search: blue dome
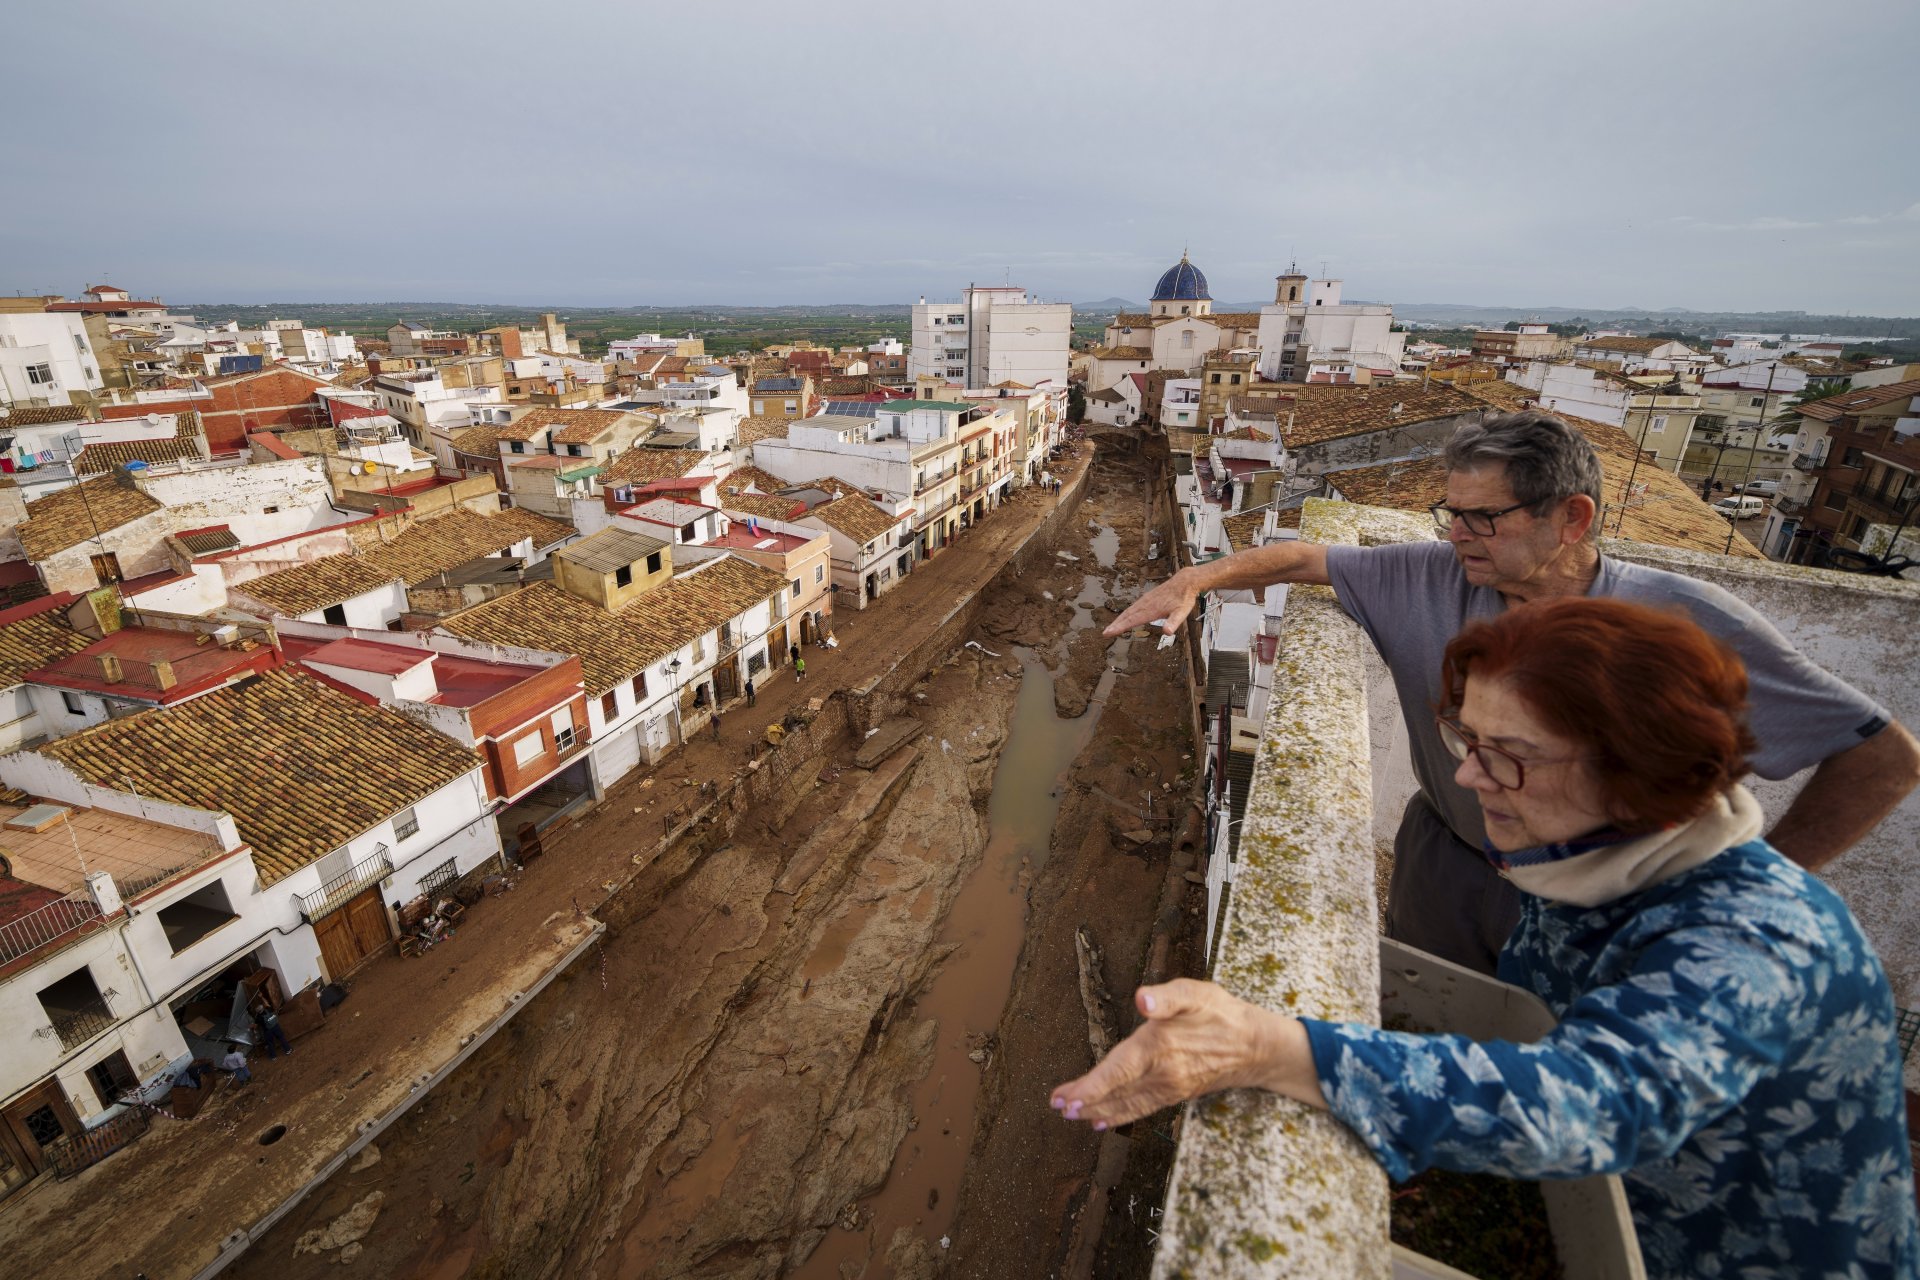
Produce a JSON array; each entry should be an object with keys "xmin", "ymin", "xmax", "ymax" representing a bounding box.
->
[{"xmin": 1151, "ymin": 255, "xmax": 1211, "ymax": 302}]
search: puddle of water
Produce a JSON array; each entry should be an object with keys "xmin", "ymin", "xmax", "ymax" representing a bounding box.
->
[
  {"xmin": 794, "ymin": 643, "xmax": 1126, "ymax": 1279},
  {"xmin": 802, "ymin": 899, "xmax": 879, "ymax": 983},
  {"xmin": 1090, "ymin": 521, "xmax": 1119, "ymax": 569}
]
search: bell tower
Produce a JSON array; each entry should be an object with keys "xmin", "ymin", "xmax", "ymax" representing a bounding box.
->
[{"xmin": 1274, "ymin": 262, "xmax": 1308, "ymax": 306}]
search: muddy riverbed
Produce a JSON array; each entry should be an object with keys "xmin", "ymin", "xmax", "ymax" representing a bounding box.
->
[{"xmin": 230, "ymin": 448, "xmax": 1200, "ymax": 1279}]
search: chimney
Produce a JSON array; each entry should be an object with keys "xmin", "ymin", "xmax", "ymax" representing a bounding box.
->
[
  {"xmin": 97, "ymin": 653, "xmax": 124, "ymax": 683},
  {"xmin": 86, "ymin": 870, "xmax": 123, "ymax": 916},
  {"xmin": 152, "ymin": 660, "xmax": 177, "ymax": 691}
]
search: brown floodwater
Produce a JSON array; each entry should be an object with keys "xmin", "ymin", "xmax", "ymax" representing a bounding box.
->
[{"xmin": 793, "ymin": 642, "xmax": 1124, "ymax": 1277}]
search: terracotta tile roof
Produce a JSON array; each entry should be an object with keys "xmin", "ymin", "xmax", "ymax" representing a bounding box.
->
[
  {"xmin": 495, "ymin": 407, "xmax": 584, "ymax": 443},
  {"xmin": 600, "ymin": 447, "xmax": 712, "ymax": 486},
  {"xmin": 1164, "ymin": 428, "xmax": 1210, "ymax": 454},
  {"xmin": 40, "ymin": 670, "xmax": 480, "ymax": 885},
  {"xmin": 0, "ymin": 404, "xmax": 88, "ymax": 426},
  {"xmin": 1111, "ymin": 314, "xmax": 1156, "ymax": 329},
  {"xmin": 176, "ymin": 526, "xmax": 240, "ymax": 555},
  {"xmin": 1090, "ymin": 346, "xmax": 1152, "ymax": 361},
  {"xmin": 1272, "ymin": 505, "xmax": 1304, "ymax": 530},
  {"xmin": 17, "ymin": 475, "xmax": 163, "ymax": 560},
  {"xmin": 237, "ymin": 508, "xmax": 577, "ymax": 613},
  {"xmin": 1221, "ymin": 512, "xmax": 1267, "ymax": 552},
  {"xmin": 1202, "ymin": 313, "xmax": 1265, "ymax": 329},
  {"xmin": 1577, "ymin": 336, "xmax": 1665, "ymax": 355},
  {"xmin": 720, "ymin": 491, "xmax": 806, "ymax": 522},
  {"xmin": 804, "ymin": 493, "xmax": 904, "ymax": 543},
  {"xmin": 1228, "ymin": 395, "xmax": 1285, "ymax": 418},
  {"xmin": 720, "ymin": 465, "xmax": 791, "ymax": 496},
  {"xmin": 439, "ymin": 557, "xmax": 785, "ymax": 696},
  {"xmin": 1220, "ymin": 426, "xmax": 1273, "ymax": 441},
  {"xmin": 1270, "ymin": 383, "xmax": 1483, "ymax": 447},
  {"xmin": 1792, "ymin": 378, "xmax": 1920, "ymax": 423},
  {"xmin": 549, "ymin": 409, "xmax": 639, "ymax": 444},
  {"xmin": 232, "ymin": 555, "xmax": 399, "ymax": 615},
  {"xmin": 450, "ymin": 425, "xmax": 501, "ymax": 456},
  {"xmin": 0, "ymin": 604, "xmax": 91, "ymax": 688},
  {"xmin": 73, "ymin": 418, "xmax": 206, "ymax": 475},
  {"xmin": 737, "ymin": 415, "xmax": 792, "ymax": 446}
]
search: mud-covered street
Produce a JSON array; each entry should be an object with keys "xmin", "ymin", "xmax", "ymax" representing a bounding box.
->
[{"xmin": 228, "ymin": 445, "xmax": 1201, "ymax": 1280}]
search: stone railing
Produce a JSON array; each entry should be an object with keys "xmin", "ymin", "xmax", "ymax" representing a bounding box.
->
[{"xmin": 1153, "ymin": 500, "xmax": 1433, "ymax": 1278}]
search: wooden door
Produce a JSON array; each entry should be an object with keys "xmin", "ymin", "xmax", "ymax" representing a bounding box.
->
[
  {"xmin": 314, "ymin": 886, "xmax": 392, "ymax": 979},
  {"xmin": 1, "ymin": 1078, "xmax": 80, "ymax": 1177}
]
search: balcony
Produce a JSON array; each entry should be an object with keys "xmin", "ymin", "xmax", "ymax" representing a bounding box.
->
[
  {"xmin": 1845, "ymin": 482, "xmax": 1916, "ymax": 523},
  {"xmin": 1153, "ymin": 498, "xmax": 1920, "ymax": 1276},
  {"xmin": 1792, "ymin": 452, "xmax": 1828, "ymax": 472},
  {"xmin": 294, "ymin": 846, "xmax": 393, "ymax": 923},
  {"xmin": 0, "ymin": 893, "xmax": 103, "ymax": 966}
]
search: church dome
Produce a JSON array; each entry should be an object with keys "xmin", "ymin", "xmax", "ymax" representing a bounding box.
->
[{"xmin": 1151, "ymin": 254, "xmax": 1211, "ymax": 302}]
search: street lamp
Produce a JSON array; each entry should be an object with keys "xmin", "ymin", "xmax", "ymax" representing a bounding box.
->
[{"xmin": 667, "ymin": 657, "xmax": 684, "ymax": 745}]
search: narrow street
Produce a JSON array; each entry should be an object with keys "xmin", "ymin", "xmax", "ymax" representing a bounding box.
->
[{"xmin": 207, "ymin": 441, "xmax": 1200, "ymax": 1280}]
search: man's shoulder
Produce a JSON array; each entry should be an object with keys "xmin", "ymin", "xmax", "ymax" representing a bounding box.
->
[
  {"xmin": 1326, "ymin": 538, "xmax": 1459, "ymax": 577},
  {"xmin": 1598, "ymin": 557, "xmax": 1752, "ymax": 628}
]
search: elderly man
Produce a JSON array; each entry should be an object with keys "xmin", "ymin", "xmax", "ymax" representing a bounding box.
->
[{"xmin": 1109, "ymin": 410, "xmax": 1920, "ymax": 973}]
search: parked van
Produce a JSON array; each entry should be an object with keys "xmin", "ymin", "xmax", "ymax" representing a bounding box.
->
[
  {"xmin": 1713, "ymin": 495, "xmax": 1766, "ymax": 520},
  {"xmin": 1735, "ymin": 479, "xmax": 1781, "ymax": 497}
]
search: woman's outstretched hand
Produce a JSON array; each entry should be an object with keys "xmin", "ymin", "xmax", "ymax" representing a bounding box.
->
[{"xmin": 1050, "ymin": 979, "xmax": 1323, "ymax": 1129}]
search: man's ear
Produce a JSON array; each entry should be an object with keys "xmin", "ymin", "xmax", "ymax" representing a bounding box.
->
[{"xmin": 1560, "ymin": 493, "xmax": 1598, "ymax": 544}]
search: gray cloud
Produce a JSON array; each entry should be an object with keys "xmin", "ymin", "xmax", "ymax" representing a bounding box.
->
[{"xmin": 1, "ymin": 0, "xmax": 1915, "ymax": 313}]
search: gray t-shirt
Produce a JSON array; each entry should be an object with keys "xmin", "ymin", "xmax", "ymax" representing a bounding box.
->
[{"xmin": 1324, "ymin": 540, "xmax": 1890, "ymax": 848}]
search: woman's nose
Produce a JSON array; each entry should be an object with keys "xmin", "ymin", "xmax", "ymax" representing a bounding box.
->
[{"xmin": 1455, "ymin": 751, "xmax": 1498, "ymax": 793}]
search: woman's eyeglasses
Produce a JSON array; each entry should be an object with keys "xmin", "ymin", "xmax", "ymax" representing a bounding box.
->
[{"xmin": 1436, "ymin": 716, "xmax": 1590, "ymax": 790}]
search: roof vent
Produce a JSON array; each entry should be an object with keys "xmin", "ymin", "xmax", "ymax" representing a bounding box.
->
[{"xmin": 7, "ymin": 804, "xmax": 73, "ymax": 834}]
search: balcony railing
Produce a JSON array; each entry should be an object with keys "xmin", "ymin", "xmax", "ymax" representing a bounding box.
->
[
  {"xmin": 0, "ymin": 893, "xmax": 103, "ymax": 966},
  {"xmin": 1846, "ymin": 483, "xmax": 1917, "ymax": 522},
  {"xmin": 294, "ymin": 846, "xmax": 392, "ymax": 923},
  {"xmin": 45, "ymin": 1107, "xmax": 149, "ymax": 1180},
  {"xmin": 48, "ymin": 1003, "xmax": 116, "ymax": 1051},
  {"xmin": 1792, "ymin": 452, "xmax": 1827, "ymax": 472}
]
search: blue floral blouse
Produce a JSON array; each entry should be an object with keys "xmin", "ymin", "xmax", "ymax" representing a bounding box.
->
[{"xmin": 1301, "ymin": 839, "xmax": 1919, "ymax": 1279}]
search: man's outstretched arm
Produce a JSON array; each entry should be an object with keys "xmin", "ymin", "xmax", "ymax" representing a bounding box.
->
[
  {"xmin": 1766, "ymin": 719, "xmax": 1920, "ymax": 871},
  {"xmin": 1104, "ymin": 541, "xmax": 1332, "ymax": 637}
]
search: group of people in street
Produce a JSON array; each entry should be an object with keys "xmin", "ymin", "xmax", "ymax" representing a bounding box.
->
[{"xmin": 1054, "ymin": 411, "xmax": 1920, "ymax": 1278}]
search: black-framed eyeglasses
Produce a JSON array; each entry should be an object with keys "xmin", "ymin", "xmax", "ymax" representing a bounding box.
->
[
  {"xmin": 1429, "ymin": 500, "xmax": 1536, "ymax": 537},
  {"xmin": 1435, "ymin": 716, "xmax": 1590, "ymax": 791}
]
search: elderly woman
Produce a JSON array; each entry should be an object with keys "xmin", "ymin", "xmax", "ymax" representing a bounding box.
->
[{"xmin": 1054, "ymin": 598, "xmax": 1918, "ymax": 1278}]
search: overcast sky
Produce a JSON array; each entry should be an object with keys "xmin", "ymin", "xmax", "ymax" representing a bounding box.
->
[{"xmin": 3, "ymin": 0, "xmax": 1916, "ymax": 313}]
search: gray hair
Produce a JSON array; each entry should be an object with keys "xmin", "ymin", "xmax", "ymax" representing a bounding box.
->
[{"xmin": 1444, "ymin": 410, "xmax": 1604, "ymax": 514}]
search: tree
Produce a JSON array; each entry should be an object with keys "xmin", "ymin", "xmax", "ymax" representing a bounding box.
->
[{"xmin": 1067, "ymin": 385, "xmax": 1087, "ymax": 424}]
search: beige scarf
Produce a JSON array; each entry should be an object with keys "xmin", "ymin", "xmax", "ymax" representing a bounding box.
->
[{"xmin": 1503, "ymin": 785, "xmax": 1765, "ymax": 909}]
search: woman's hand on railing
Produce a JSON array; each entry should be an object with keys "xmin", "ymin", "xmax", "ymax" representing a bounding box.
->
[{"xmin": 1050, "ymin": 979, "xmax": 1324, "ymax": 1129}]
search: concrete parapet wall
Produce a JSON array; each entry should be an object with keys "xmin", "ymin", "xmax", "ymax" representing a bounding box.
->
[{"xmin": 1154, "ymin": 500, "xmax": 1392, "ymax": 1279}]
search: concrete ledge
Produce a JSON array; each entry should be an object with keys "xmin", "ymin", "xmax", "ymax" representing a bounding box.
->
[{"xmin": 1152, "ymin": 500, "xmax": 1413, "ymax": 1279}]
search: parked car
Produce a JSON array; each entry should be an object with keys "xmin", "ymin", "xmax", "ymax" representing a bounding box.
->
[
  {"xmin": 1734, "ymin": 480, "xmax": 1781, "ymax": 497},
  {"xmin": 1713, "ymin": 495, "xmax": 1767, "ymax": 520}
]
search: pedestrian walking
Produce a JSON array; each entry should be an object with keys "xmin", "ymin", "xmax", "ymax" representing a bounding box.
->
[
  {"xmin": 795, "ymin": 656, "xmax": 806, "ymax": 683},
  {"xmin": 790, "ymin": 642, "xmax": 801, "ymax": 666},
  {"xmin": 745, "ymin": 677, "xmax": 756, "ymax": 707},
  {"xmin": 710, "ymin": 709, "xmax": 722, "ymax": 742}
]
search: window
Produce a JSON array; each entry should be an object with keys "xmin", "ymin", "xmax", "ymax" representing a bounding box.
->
[
  {"xmin": 1849, "ymin": 515, "xmax": 1873, "ymax": 540},
  {"xmin": 394, "ymin": 807, "xmax": 420, "ymax": 841},
  {"xmin": 753, "ymin": 400, "xmax": 764, "ymax": 414},
  {"xmin": 615, "ymin": 564, "xmax": 633, "ymax": 587},
  {"xmin": 791, "ymin": 578, "xmax": 802, "ymax": 597},
  {"xmin": 322, "ymin": 604, "xmax": 347, "ymax": 626},
  {"xmin": 1210, "ymin": 374, "xmax": 1221, "ymax": 384},
  {"xmin": 785, "ymin": 400, "xmax": 798, "ymax": 413},
  {"xmin": 263, "ymin": 505, "xmax": 279, "ymax": 515},
  {"xmin": 25, "ymin": 363, "xmax": 52, "ymax": 385},
  {"xmin": 631, "ymin": 671, "xmax": 647, "ymax": 700},
  {"xmin": 1749, "ymin": 396, "xmax": 1765, "ymax": 408},
  {"xmin": 511, "ymin": 441, "xmax": 525, "ymax": 453},
  {"xmin": 814, "ymin": 564, "xmax": 825, "ymax": 584},
  {"xmin": 600, "ymin": 690, "xmax": 618, "ymax": 720},
  {"xmin": 512, "ymin": 731, "xmax": 544, "ymax": 768},
  {"xmin": 1823, "ymin": 489, "xmax": 1848, "ymax": 511},
  {"xmin": 1842, "ymin": 447, "xmax": 1866, "ymax": 469},
  {"xmin": 646, "ymin": 551, "xmax": 662, "ymax": 574},
  {"xmin": 551, "ymin": 707, "xmax": 576, "ymax": 752},
  {"xmin": 1181, "ymin": 332, "xmax": 1194, "ymax": 350},
  {"xmin": 156, "ymin": 879, "xmax": 238, "ymax": 953},
  {"xmin": 87, "ymin": 1050, "xmax": 139, "ymax": 1109},
  {"xmin": 62, "ymin": 691, "xmax": 85, "ymax": 716}
]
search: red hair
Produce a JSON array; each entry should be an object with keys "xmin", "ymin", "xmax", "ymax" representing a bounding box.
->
[{"xmin": 1440, "ymin": 598, "xmax": 1756, "ymax": 833}]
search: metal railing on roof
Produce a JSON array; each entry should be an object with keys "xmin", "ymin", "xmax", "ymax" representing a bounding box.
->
[
  {"xmin": 0, "ymin": 893, "xmax": 104, "ymax": 967},
  {"xmin": 294, "ymin": 846, "xmax": 392, "ymax": 923}
]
